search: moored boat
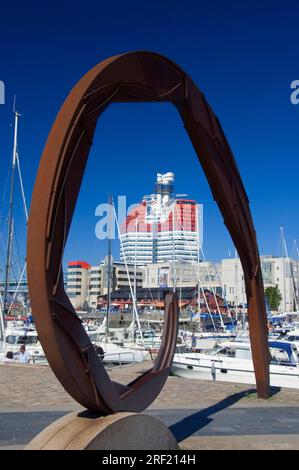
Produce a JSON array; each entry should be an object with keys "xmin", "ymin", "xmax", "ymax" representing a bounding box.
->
[{"xmin": 171, "ymin": 340, "xmax": 299, "ymax": 389}]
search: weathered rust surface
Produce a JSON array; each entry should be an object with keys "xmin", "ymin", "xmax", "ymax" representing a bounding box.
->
[{"xmin": 27, "ymin": 51, "xmax": 269, "ymax": 413}]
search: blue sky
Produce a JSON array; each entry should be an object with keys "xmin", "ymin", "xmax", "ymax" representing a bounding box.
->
[{"xmin": 0, "ymin": 0, "xmax": 299, "ymax": 275}]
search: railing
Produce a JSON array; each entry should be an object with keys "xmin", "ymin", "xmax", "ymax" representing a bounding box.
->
[
  {"xmin": 100, "ymin": 350, "xmax": 151, "ymax": 369},
  {"xmin": 30, "ymin": 354, "xmax": 48, "ymax": 364}
]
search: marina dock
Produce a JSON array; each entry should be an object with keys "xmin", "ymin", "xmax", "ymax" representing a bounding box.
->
[{"xmin": 1, "ymin": 362, "xmax": 299, "ymax": 450}]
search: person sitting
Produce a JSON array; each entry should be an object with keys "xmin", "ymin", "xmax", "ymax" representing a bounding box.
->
[
  {"xmin": 94, "ymin": 345, "xmax": 105, "ymax": 361},
  {"xmin": 19, "ymin": 344, "xmax": 30, "ymax": 364},
  {"xmin": 4, "ymin": 351, "xmax": 14, "ymax": 363}
]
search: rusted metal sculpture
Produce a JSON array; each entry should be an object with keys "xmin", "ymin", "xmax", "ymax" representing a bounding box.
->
[{"xmin": 27, "ymin": 51, "xmax": 270, "ymax": 414}]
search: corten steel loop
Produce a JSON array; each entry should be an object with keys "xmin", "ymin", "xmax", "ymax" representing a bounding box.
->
[{"xmin": 27, "ymin": 51, "xmax": 270, "ymax": 412}]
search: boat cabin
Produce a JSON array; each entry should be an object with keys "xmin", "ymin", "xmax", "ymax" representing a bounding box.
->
[{"xmin": 210, "ymin": 340, "xmax": 299, "ymax": 365}]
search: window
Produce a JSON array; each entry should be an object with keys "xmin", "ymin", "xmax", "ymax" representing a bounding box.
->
[
  {"xmin": 17, "ymin": 336, "xmax": 39, "ymax": 345},
  {"xmin": 6, "ymin": 335, "xmax": 18, "ymax": 344}
]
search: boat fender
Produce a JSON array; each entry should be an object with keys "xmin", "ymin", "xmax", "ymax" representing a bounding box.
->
[{"xmin": 211, "ymin": 362, "xmax": 216, "ymax": 381}]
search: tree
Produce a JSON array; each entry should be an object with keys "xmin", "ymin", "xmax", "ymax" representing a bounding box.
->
[{"xmin": 265, "ymin": 286, "xmax": 282, "ymax": 311}]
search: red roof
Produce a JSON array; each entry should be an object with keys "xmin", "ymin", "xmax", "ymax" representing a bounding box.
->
[{"xmin": 68, "ymin": 261, "xmax": 91, "ymax": 269}]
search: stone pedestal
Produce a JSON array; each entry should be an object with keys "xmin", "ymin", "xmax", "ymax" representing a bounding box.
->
[{"xmin": 25, "ymin": 411, "xmax": 179, "ymax": 450}]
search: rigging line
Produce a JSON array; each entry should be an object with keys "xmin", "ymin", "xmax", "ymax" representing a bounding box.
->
[
  {"xmin": 0, "ymin": 230, "xmax": 7, "ymax": 258},
  {"xmin": 282, "ymin": 232, "xmax": 299, "ymax": 312},
  {"xmin": 1, "ymin": 213, "xmax": 25, "ymax": 281},
  {"xmin": 174, "ymin": 203, "xmax": 217, "ymax": 332},
  {"xmin": 291, "ymin": 240, "xmax": 296, "ymax": 260},
  {"xmin": 12, "ymin": 222, "xmax": 24, "ymax": 280},
  {"xmin": 0, "ymin": 291, "xmax": 5, "ymax": 345},
  {"xmin": 83, "ymin": 82, "xmax": 117, "ymax": 100},
  {"xmin": 277, "ymin": 227, "xmax": 283, "ymax": 257},
  {"xmin": 200, "ymin": 246, "xmax": 225, "ymax": 329},
  {"xmin": 83, "ymin": 85, "xmax": 123, "ymax": 118},
  {"xmin": 148, "ymin": 286, "xmax": 158, "ymax": 315},
  {"xmin": 0, "ymin": 166, "xmax": 10, "ymax": 221},
  {"xmin": 212, "ymin": 260, "xmax": 234, "ymax": 326},
  {"xmin": 119, "ymin": 81, "xmax": 184, "ymax": 100},
  {"xmin": 87, "ymin": 230, "xmax": 99, "ymax": 266},
  {"xmin": 7, "ymin": 261, "xmax": 27, "ymax": 315},
  {"xmin": 16, "ymin": 149, "xmax": 29, "ymax": 222},
  {"xmin": 82, "ymin": 80, "xmax": 173, "ymax": 102},
  {"xmin": 0, "ymin": 139, "xmax": 12, "ymax": 214},
  {"xmin": 47, "ymin": 128, "xmax": 85, "ymax": 242},
  {"xmin": 113, "ymin": 202, "xmax": 144, "ymax": 347}
]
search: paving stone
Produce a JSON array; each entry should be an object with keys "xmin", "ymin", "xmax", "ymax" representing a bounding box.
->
[{"xmin": 1, "ymin": 362, "xmax": 299, "ymax": 449}]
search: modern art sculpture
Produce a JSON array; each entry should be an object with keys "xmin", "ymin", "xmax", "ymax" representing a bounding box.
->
[{"xmin": 26, "ymin": 51, "xmax": 269, "ymax": 449}]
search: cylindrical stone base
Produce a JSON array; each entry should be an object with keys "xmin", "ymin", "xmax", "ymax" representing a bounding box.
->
[{"xmin": 25, "ymin": 411, "xmax": 179, "ymax": 450}]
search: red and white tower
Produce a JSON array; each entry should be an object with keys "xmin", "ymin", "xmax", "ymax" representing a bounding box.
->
[{"xmin": 120, "ymin": 172, "xmax": 202, "ymax": 265}]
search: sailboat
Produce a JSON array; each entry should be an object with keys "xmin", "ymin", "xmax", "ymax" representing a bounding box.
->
[
  {"xmin": 0, "ymin": 106, "xmax": 46, "ymax": 363},
  {"xmin": 90, "ymin": 196, "xmax": 150, "ymax": 365},
  {"xmin": 171, "ymin": 204, "xmax": 235, "ymax": 351}
]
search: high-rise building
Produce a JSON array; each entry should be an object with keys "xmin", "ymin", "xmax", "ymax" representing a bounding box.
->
[
  {"xmin": 66, "ymin": 261, "xmax": 91, "ymax": 309},
  {"xmin": 120, "ymin": 172, "xmax": 202, "ymax": 265}
]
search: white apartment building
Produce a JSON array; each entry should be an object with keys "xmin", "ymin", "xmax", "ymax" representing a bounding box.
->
[
  {"xmin": 89, "ymin": 265, "xmax": 102, "ymax": 307},
  {"xmin": 143, "ymin": 260, "xmax": 222, "ymax": 296},
  {"xmin": 89, "ymin": 261, "xmax": 143, "ymax": 307},
  {"xmin": 66, "ymin": 254, "xmax": 299, "ymax": 313},
  {"xmin": 221, "ymin": 256, "xmax": 299, "ymax": 312}
]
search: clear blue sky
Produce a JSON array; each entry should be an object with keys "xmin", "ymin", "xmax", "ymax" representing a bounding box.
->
[{"xmin": 0, "ymin": 0, "xmax": 298, "ymax": 275}]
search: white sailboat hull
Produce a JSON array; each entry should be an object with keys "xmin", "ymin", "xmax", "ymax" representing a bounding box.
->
[{"xmin": 102, "ymin": 348, "xmax": 149, "ymax": 364}]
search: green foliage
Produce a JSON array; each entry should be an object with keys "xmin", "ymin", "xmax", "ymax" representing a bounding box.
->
[{"xmin": 265, "ymin": 285, "xmax": 282, "ymax": 311}]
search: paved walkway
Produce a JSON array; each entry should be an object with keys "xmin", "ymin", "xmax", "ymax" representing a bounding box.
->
[
  {"xmin": 1, "ymin": 362, "xmax": 299, "ymax": 449},
  {"xmin": 1, "ymin": 407, "xmax": 299, "ymax": 449}
]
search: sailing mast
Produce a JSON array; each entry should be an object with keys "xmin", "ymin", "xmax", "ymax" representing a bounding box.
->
[
  {"xmin": 105, "ymin": 194, "xmax": 113, "ymax": 342},
  {"xmin": 132, "ymin": 215, "xmax": 138, "ymax": 340},
  {"xmin": 293, "ymin": 240, "xmax": 299, "ymax": 309},
  {"xmin": 172, "ymin": 204, "xmax": 176, "ymax": 293},
  {"xmin": 234, "ymin": 249, "xmax": 239, "ymax": 325},
  {"xmin": 3, "ymin": 107, "xmax": 20, "ymax": 318},
  {"xmin": 281, "ymin": 227, "xmax": 298, "ymax": 312},
  {"xmin": 113, "ymin": 202, "xmax": 144, "ymax": 346},
  {"xmin": 0, "ymin": 292, "xmax": 5, "ymax": 343},
  {"xmin": 280, "ymin": 227, "xmax": 287, "ymax": 312}
]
